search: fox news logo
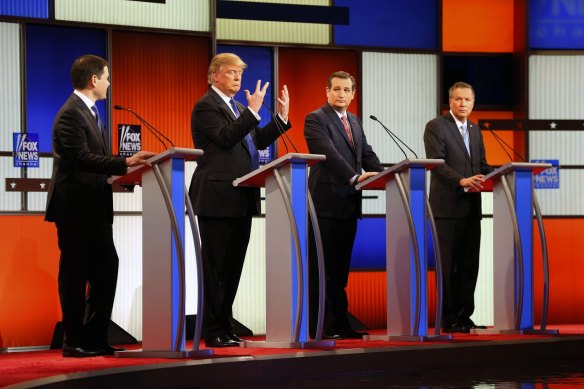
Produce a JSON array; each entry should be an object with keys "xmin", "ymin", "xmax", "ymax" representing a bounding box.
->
[
  {"xmin": 118, "ymin": 124, "xmax": 141, "ymax": 157},
  {"xmin": 258, "ymin": 144, "xmax": 274, "ymax": 165},
  {"xmin": 532, "ymin": 159, "xmax": 559, "ymax": 189},
  {"xmin": 13, "ymin": 133, "xmax": 39, "ymax": 168}
]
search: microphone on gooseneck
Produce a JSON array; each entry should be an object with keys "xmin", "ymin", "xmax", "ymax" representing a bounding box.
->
[
  {"xmin": 369, "ymin": 115, "xmax": 418, "ymax": 160},
  {"xmin": 114, "ymin": 105, "xmax": 175, "ymax": 150},
  {"xmin": 262, "ymin": 100, "xmax": 298, "ymax": 153},
  {"xmin": 480, "ymin": 124, "xmax": 526, "ymax": 162}
]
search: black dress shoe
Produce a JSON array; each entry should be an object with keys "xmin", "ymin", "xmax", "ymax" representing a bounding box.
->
[
  {"xmin": 464, "ymin": 319, "xmax": 487, "ymax": 329},
  {"xmin": 227, "ymin": 333, "xmax": 246, "ymax": 343},
  {"xmin": 341, "ymin": 329, "xmax": 369, "ymax": 339},
  {"xmin": 103, "ymin": 345, "xmax": 127, "ymax": 355},
  {"xmin": 322, "ymin": 330, "xmax": 344, "ymax": 340},
  {"xmin": 205, "ymin": 334, "xmax": 240, "ymax": 348},
  {"xmin": 62, "ymin": 345, "xmax": 105, "ymax": 358},
  {"xmin": 442, "ymin": 323, "xmax": 470, "ymax": 334}
]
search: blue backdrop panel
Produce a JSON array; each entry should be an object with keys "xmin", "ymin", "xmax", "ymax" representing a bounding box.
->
[
  {"xmin": 0, "ymin": 0, "xmax": 48, "ymax": 18},
  {"xmin": 530, "ymin": 1, "xmax": 584, "ymax": 49},
  {"xmin": 26, "ymin": 24, "xmax": 106, "ymax": 153},
  {"xmin": 333, "ymin": 0, "xmax": 437, "ymax": 49},
  {"xmin": 351, "ymin": 216, "xmax": 385, "ymax": 269},
  {"xmin": 217, "ymin": 44, "xmax": 275, "ymax": 163}
]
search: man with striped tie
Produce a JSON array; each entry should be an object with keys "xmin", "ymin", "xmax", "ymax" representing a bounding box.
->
[{"xmin": 188, "ymin": 53, "xmax": 291, "ymax": 347}]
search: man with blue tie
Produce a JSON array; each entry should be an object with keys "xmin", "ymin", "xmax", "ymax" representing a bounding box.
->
[
  {"xmin": 45, "ymin": 54, "xmax": 154, "ymax": 357},
  {"xmin": 424, "ymin": 82, "xmax": 493, "ymax": 334},
  {"xmin": 188, "ymin": 53, "xmax": 291, "ymax": 347}
]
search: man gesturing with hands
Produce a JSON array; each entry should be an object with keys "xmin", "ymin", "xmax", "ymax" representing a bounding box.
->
[{"xmin": 188, "ymin": 53, "xmax": 291, "ymax": 347}]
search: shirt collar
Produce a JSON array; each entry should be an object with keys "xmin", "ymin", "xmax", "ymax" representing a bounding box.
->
[
  {"xmin": 449, "ymin": 110, "xmax": 467, "ymax": 129},
  {"xmin": 74, "ymin": 89, "xmax": 96, "ymax": 112}
]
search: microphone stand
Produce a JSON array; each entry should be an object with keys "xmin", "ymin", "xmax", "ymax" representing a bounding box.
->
[{"xmin": 114, "ymin": 105, "xmax": 175, "ymax": 150}]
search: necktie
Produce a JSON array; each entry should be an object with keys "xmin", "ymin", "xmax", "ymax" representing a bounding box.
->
[
  {"xmin": 460, "ymin": 124, "xmax": 470, "ymax": 156},
  {"xmin": 91, "ymin": 105, "xmax": 103, "ymax": 132},
  {"xmin": 230, "ymin": 98, "xmax": 259, "ymax": 170},
  {"xmin": 341, "ymin": 115, "xmax": 354, "ymax": 147}
]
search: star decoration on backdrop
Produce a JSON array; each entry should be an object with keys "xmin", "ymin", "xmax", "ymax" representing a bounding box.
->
[
  {"xmin": 10, "ymin": 182, "xmax": 16, "ymax": 189},
  {"xmin": 549, "ymin": 122, "xmax": 557, "ymax": 129},
  {"xmin": 40, "ymin": 182, "xmax": 46, "ymax": 189}
]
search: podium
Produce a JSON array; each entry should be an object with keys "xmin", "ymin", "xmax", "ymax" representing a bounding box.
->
[
  {"xmin": 477, "ymin": 162, "xmax": 557, "ymax": 335},
  {"xmin": 110, "ymin": 148, "xmax": 213, "ymax": 358},
  {"xmin": 233, "ymin": 153, "xmax": 333, "ymax": 348},
  {"xmin": 356, "ymin": 159, "xmax": 451, "ymax": 341}
]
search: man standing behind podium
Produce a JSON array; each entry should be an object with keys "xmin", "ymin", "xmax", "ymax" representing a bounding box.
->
[
  {"xmin": 304, "ymin": 71, "xmax": 383, "ymax": 340},
  {"xmin": 45, "ymin": 54, "xmax": 154, "ymax": 357},
  {"xmin": 188, "ymin": 53, "xmax": 291, "ymax": 347},
  {"xmin": 424, "ymin": 81, "xmax": 493, "ymax": 334}
]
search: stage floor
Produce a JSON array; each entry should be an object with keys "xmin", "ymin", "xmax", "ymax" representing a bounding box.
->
[{"xmin": 2, "ymin": 325, "xmax": 584, "ymax": 388}]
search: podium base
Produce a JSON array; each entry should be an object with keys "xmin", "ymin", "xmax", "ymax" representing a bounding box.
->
[
  {"xmin": 364, "ymin": 334, "xmax": 452, "ymax": 342},
  {"xmin": 115, "ymin": 349, "xmax": 213, "ymax": 358},
  {"xmin": 241, "ymin": 340, "xmax": 335, "ymax": 349}
]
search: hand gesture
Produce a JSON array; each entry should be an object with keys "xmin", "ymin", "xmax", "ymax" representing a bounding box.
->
[
  {"xmin": 126, "ymin": 150, "xmax": 156, "ymax": 167},
  {"xmin": 245, "ymin": 80, "xmax": 269, "ymax": 113},
  {"xmin": 277, "ymin": 85, "xmax": 290, "ymax": 122}
]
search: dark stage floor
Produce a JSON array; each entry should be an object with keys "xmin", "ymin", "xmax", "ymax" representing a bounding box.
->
[{"xmin": 2, "ymin": 325, "xmax": 584, "ymax": 389}]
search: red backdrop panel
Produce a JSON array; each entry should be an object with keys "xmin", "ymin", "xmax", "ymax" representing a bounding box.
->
[
  {"xmin": 111, "ymin": 31, "xmax": 210, "ymax": 154},
  {"xmin": 0, "ymin": 216, "xmax": 61, "ymax": 347},
  {"xmin": 277, "ymin": 48, "xmax": 359, "ymax": 157}
]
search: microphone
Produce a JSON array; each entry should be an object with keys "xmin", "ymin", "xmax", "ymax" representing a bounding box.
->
[
  {"xmin": 481, "ymin": 124, "xmax": 525, "ymax": 162},
  {"xmin": 262, "ymin": 101, "xmax": 298, "ymax": 153},
  {"xmin": 114, "ymin": 105, "xmax": 175, "ymax": 150},
  {"xmin": 370, "ymin": 115, "xmax": 418, "ymax": 159}
]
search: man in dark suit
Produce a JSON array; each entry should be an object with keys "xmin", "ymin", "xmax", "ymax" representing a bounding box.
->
[
  {"xmin": 424, "ymin": 81, "xmax": 493, "ymax": 334},
  {"xmin": 188, "ymin": 53, "xmax": 291, "ymax": 347},
  {"xmin": 45, "ymin": 54, "xmax": 154, "ymax": 357},
  {"xmin": 304, "ymin": 71, "xmax": 383, "ymax": 340}
]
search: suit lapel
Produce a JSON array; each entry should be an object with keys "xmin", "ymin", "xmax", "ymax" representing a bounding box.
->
[
  {"xmin": 445, "ymin": 115, "xmax": 470, "ymax": 161},
  {"xmin": 209, "ymin": 89, "xmax": 252, "ymax": 155},
  {"xmin": 72, "ymin": 95, "xmax": 107, "ymax": 154}
]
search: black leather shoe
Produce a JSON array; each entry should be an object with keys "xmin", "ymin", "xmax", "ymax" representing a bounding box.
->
[
  {"xmin": 227, "ymin": 333, "xmax": 246, "ymax": 343},
  {"xmin": 103, "ymin": 345, "xmax": 127, "ymax": 355},
  {"xmin": 322, "ymin": 330, "xmax": 345, "ymax": 340},
  {"xmin": 62, "ymin": 345, "xmax": 105, "ymax": 358},
  {"xmin": 442, "ymin": 323, "xmax": 470, "ymax": 334},
  {"xmin": 205, "ymin": 334, "xmax": 240, "ymax": 347},
  {"xmin": 464, "ymin": 319, "xmax": 487, "ymax": 329},
  {"xmin": 341, "ymin": 329, "xmax": 369, "ymax": 339}
]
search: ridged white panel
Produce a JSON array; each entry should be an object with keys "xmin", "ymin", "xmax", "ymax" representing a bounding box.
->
[
  {"xmin": 529, "ymin": 55, "xmax": 584, "ymax": 165},
  {"xmin": 0, "ymin": 22, "xmax": 21, "ymax": 151},
  {"xmin": 533, "ymin": 170, "xmax": 584, "ymax": 216},
  {"xmin": 362, "ymin": 52, "xmax": 437, "ymax": 214},
  {"xmin": 361, "ymin": 190, "xmax": 386, "ymax": 215},
  {"xmin": 111, "ymin": 215, "xmax": 143, "ymax": 339},
  {"xmin": 55, "ymin": 0, "xmax": 209, "ymax": 32},
  {"xmin": 362, "ymin": 52, "xmax": 438, "ymax": 164},
  {"xmin": 113, "ymin": 186, "xmax": 142, "ymax": 212},
  {"xmin": 1, "ymin": 158, "xmax": 23, "ymax": 211},
  {"xmin": 217, "ymin": 0, "xmax": 330, "ymax": 44},
  {"xmin": 471, "ymin": 218, "xmax": 494, "ymax": 327},
  {"xmin": 26, "ymin": 157, "xmax": 52, "ymax": 211},
  {"xmin": 233, "ymin": 217, "xmax": 266, "ymax": 334}
]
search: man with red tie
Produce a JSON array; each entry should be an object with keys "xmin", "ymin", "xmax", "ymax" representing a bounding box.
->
[{"xmin": 304, "ymin": 71, "xmax": 383, "ymax": 340}]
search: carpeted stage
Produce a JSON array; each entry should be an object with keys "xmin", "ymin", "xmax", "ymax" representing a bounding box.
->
[{"xmin": 2, "ymin": 325, "xmax": 584, "ymax": 388}]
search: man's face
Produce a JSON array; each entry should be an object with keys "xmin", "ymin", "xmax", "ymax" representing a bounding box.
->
[
  {"xmin": 449, "ymin": 87, "xmax": 474, "ymax": 122},
  {"xmin": 213, "ymin": 64, "xmax": 243, "ymax": 97},
  {"xmin": 326, "ymin": 77, "xmax": 355, "ymax": 112},
  {"xmin": 93, "ymin": 66, "xmax": 110, "ymax": 101}
]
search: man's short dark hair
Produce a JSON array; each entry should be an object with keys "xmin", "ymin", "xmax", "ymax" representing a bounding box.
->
[
  {"xmin": 448, "ymin": 81, "xmax": 475, "ymax": 99},
  {"xmin": 327, "ymin": 71, "xmax": 356, "ymax": 91},
  {"xmin": 70, "ymin": 54, "xmax": 108, "ymax": 90}
]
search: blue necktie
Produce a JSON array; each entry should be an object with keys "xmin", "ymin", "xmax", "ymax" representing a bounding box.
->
[
  {"xmin": 91, "ymin": 105, "xmax": 103, "ymax": 133},
  {"xmin": 461, "ymin": 124, "xmax": 470, "ymax": 156},
  {"xmin": 230, "ymin": 98, "xmax": 259, "ymax": 170}
]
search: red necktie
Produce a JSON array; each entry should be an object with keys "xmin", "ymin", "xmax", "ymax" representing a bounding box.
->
[{"xmin": 341, "ymin": 115, "xmax": 354, "ymax": 147}]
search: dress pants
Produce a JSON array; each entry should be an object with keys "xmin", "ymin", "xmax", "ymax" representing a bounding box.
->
[
  {"xmin": 435, "ymin": 217, "xmax": 481, "ymax": 327},
  {"xmin": 197, "ymin": 215, "xmax": 252, "ymax": 340},
  {"xmin": 308, "ymin": 216, "xmax": 358, "ymax": 336},
  {"xmin": 56, "ymin": 223, "xmax": 119, "ymax": 349}
]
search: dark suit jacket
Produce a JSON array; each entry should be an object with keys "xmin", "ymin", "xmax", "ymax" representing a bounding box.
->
[
  {"xmin": 424, "ymin": 113, "xmax": 492, "ymax": 219},
  {"xmin": 45, "ymin": 94, "xmax": 127, "ymax": 226},
  {"xmin": 304, "ymin": 103, "xmax": 383, "ymax": 220},
  {"xmin": 189, "ymin": 88, "xmax": 291, "ymax": 217}
]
